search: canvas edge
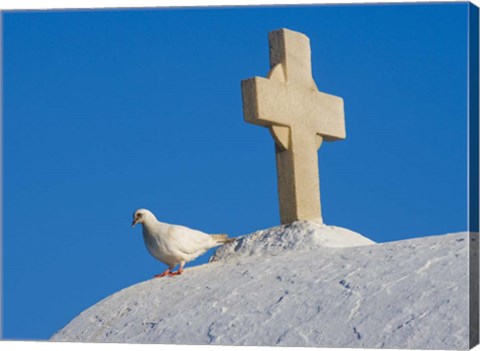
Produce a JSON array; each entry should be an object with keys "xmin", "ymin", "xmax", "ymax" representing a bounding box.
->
[{"xmin": 469, "ymin": 2, "xmax": 480, "ymax": 349}]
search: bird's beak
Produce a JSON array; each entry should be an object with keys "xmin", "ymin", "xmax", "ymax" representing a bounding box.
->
[{"xmin": 132, "ymin": 219, "xmax": 138, "ymax": 228}]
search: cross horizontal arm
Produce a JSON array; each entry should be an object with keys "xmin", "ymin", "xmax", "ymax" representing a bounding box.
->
[{"xmin": 242, "ymin": 77, "xmax": 346, "ymax": 141}]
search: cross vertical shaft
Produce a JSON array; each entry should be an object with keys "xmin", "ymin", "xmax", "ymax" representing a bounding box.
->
[{"xmin": 275, "ymin": 128, "xmax": 322, "ymax": 223}]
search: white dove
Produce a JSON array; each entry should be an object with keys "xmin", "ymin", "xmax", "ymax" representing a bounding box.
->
[{"xmin": 132, "ymin": 208, "xmax": 235, "ymax": 278}]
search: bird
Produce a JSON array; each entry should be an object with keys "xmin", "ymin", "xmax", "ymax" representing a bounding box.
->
[{"xmin": 132, "ymin": 208, "xmax": 235, "ymax": 278}]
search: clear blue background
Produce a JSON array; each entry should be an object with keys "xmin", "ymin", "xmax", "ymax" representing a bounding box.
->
[{"xmin": 3, "ymin": 3, "xmax": 469, "ymax": 340}]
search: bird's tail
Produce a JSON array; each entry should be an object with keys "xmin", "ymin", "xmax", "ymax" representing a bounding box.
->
[{"xmin": 211, "ymin": 234, "xmax": 236, "ymax": 245}]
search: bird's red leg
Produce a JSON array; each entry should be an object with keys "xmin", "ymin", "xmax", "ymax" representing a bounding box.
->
[
  {"xmin": 168, "ymin": 262, "xmax": 185, "ymax": 276},
  {"xmin": 154, "ymin": 268, "xmax": 171, "ymax": 278},
  {"xmin": 168, "ymin": 268, "xmax": 183, "ymax": 276}
]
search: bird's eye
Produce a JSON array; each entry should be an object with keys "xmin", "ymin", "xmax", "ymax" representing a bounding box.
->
[{"xmin": 137, "ymin": 213, "xmax": 142, "ymax": 217}]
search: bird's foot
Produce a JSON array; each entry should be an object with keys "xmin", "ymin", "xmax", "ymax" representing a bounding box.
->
[
  {"xmin": 168, "ymin": 268, "xmax": 184, "ymax": 277},
  {"xmin": 154, "ymin": 269, "xmax": 171, "ymax": 278}
]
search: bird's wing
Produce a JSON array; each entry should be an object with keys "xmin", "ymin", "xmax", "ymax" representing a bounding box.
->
[{"xmin": 167, "ymin": 225, "xmax": 215, "ymax": 255}]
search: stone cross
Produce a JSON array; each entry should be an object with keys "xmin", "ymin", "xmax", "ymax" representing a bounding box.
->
[{"xmin": 241, "ymin": 28, "xmax": 346, "ymax": 224}]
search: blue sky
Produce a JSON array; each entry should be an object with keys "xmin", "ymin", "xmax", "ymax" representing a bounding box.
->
[{"xmin": 2, "ymin": 3, "xmax": 469, "ymax": 340}]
